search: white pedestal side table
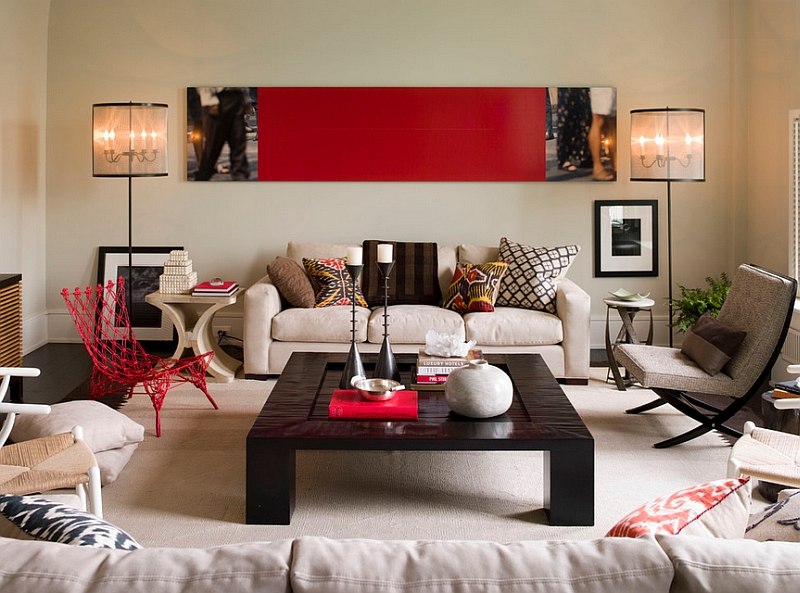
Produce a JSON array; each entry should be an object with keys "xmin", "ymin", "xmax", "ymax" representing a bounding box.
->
[
  {"xmin": 145, "ymin": 290, "xmax": 242, "ymax": 383},
  {"xmin": 603, "ymin": 297, "xmax": 655, "ymax": 391}
]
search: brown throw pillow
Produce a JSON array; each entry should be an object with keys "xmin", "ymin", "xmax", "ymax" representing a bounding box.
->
[
  {"xmin": 267, "ymin": 256, "xmax": 315, "ymax": 308},
  {"xmin": 680, "ymin": 312, "xmax": 747, "ymax": 375},
  {"xmin": 361, "ymin": 240, "xmax": 441, "ymax": 306}
]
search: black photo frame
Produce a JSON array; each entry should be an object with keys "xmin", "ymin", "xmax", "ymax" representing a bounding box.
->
[
  {"xmin": 97, "ymin": 246, "xmax": 182, "ymax": 341},
  {"xmin": 594, "ymin": 200, "xmax": 658, "ymax": 277}
]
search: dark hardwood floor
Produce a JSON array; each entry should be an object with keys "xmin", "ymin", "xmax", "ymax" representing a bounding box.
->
[
  {"xmin": 19, "ymin": 339, "xmax": 244, "ymax": 405},
  {"xmin": 21, "ymin": 344, "xmax": 93, "ymax": 404}
]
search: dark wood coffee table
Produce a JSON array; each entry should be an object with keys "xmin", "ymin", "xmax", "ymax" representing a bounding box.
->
[{"xmin": 246, "ymin": 352, "xmax": 594, "ymax": 526}]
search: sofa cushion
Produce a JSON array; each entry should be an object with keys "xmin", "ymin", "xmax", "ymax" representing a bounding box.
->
[
  {"xmin": 367, "ymin": 305, "xmax": 464, "ymax": 344},
  {"xmin": 290, "ymin": 536, "xmax": 675, "ymax": 593},
  {"xmin": 267, "ymin": 256, "xmax": 316, "ymax": 308},
  {"xmin": 464, "ymin": 307, "xmax": 563, "ymax": 346},
  {"xmin": 0, "ymin": 537, "xmax": 294, "ymax": 593},
  {"xmin": 442, "ymin": 262, "xmax": 508, "ymax": 313},
  {"xmin": 273, "ymin": 306, "xmax": 371, "ymax": 343},
  {"xmin": 606, "ymin": 477, "xmax": 751, "ymax": 539},
  {"xmin": 458, "ymin": 243, "xmax": 500, "ymax": 264},
  {"xmin": 657, "ymin": 533, "xmax": 800, "ymax": 593},
  {"xmin": 0, "ymin": 494, "xmax": 141, "ymax": 550},
  {"xmin": 287, "ymin": 241, "xmax": 357, "ymax": 264},
  {"xmin": 496, "ymin": 238, "xmax": 580, "ymax": 314},
  {"xmin": 680, "ymin": 312, "xmax": 747, "ymax": 375},
  {"xmin": 303, "ymin": 258, "xmax": 368, "ymax": 308},
  {"xmin": 361, "ymin": 240, "xmax": 441, "ymax": 306},
  {"xmin": 746, "ymin": 488, "xmax": 800, "ymax": 541}
]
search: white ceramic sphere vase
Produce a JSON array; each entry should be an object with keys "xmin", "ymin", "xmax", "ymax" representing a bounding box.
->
[{"xmin": 444, "ymin": 359, "xmax": 513, "ymax": 418}]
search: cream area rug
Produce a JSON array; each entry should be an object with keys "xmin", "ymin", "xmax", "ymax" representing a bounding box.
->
[{"xmin": 101, "ymin": 369, "xmax": 735, "ymax": 547}]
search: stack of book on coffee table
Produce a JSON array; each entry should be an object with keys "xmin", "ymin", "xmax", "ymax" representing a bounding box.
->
[{"xmin": 414, "ymin": 348, "xmax": 483, "ymax": 386}]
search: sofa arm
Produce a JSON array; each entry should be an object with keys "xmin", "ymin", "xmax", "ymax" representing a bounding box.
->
[
  {"xmin": 243, "ymin": 274, "xmax": 283, "ymax": 378},
  {"xmin": 556, "ymin": 278, "xmax": 591, "ymax": 382}
]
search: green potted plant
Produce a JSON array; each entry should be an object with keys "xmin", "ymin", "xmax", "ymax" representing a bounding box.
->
[{"xmin": 668, "ymin": 272, "xmax": 732, "ymax": 333}]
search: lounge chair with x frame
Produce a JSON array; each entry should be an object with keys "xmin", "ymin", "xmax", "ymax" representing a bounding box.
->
[{"xmin": 614, "ymin": 263, "xmax": 797, "ymax": 448}]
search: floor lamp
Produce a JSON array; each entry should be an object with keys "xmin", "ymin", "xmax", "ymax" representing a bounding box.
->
[
  {"xmin": 630, "ymin": 107, "xmax": 705, "ymax": 347},
  {"xmin": 92, "ymin": 103, "xmax": 169, "ymax": 319}
]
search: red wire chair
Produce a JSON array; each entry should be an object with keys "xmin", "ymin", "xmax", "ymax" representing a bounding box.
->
[{"xmin": 61, "ymin": 278, "xmax": 218, "ymax": 437}]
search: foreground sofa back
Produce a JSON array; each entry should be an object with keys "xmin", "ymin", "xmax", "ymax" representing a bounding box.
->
[
  {"xmin": 244, "ymin": 241, "xmax": 591, "ymax": 382},
  {"xmin": 1, "ymin": 535, "xmax": 798, "ymax": 593}
]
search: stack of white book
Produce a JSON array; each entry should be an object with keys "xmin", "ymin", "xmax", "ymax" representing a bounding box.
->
[{"xmin": 158, "ymin": 250, "xmax": 198, "ymax": 294}]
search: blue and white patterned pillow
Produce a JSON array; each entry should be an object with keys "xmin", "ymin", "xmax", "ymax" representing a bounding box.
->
[{"xmin": 0, "ymin": 494, "xmax": 141, "ymax": 550}]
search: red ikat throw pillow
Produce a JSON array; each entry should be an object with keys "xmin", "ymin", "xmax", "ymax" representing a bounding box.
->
[
  {"xmin": 606, "ymin": 477, "xmax": 751, "ymax": 539},
  {"xmin": 442, "ymin": 261, "xmax": 508, "ymax": 313},
  {"xmin": 303, "ymin": 258, "xmax": 368, "ymax": 308}
]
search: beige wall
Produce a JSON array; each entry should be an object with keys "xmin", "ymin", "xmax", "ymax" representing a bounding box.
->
[
  {"xmin": 43, "ymin": 0, "xmax": 738, "ymax": 345},
  {"xmin": 0, "ymin": 0, "xmax": 50, "ymax": 352},
  {"xmin": 742, "ymin": 0, "xmax": 800, "ymax": 272}
]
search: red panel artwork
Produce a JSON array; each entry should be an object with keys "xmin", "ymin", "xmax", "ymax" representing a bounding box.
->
[{"xmin": 257, "ymin": 87, "xmax": 547, "ymax": 181}]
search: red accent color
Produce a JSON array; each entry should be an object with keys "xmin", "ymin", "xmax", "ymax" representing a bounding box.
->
[
  {"xmin": 328, "ymin": 389, "xmax": 419, "ymax": 420},
  {"xmin": 414, "ymin": 375, "xmax": 449, "ymax": 384},
  {"xmin": 61, "ymin": 278, "xmax": 218, "ymax": 437},
  {"xmin": 194, "ymin": 280, "xmax": 238, "ymax": 292},
  {"xmin": 258, "ymin": 87, "xmax": 546, "ymax": 181}
]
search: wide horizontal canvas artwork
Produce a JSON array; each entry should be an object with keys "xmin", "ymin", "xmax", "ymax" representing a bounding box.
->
[{"xmin": 187, "ymin": 87, "xmax": 616, "ymax": 182}]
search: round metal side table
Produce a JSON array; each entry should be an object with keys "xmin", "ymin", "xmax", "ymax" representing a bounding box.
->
[{"xmin": 604, "ymin": 297, "xmax": 655, "ymax": 391}]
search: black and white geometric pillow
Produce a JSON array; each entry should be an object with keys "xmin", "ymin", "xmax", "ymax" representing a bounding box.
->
[
  {"xmin": 0, "ymin": 494, "xmax": 142, "ymax": 550},
  {"xmin": 495, "ymin": 238, "xmax": 580, "ymax": 313}
]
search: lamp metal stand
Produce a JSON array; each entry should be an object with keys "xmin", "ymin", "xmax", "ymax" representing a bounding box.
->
[
  {"xmin": 666, "ymin": 179, "xmax": 674, "ymax": 348},
  {"xmin": 127, "ymin": 175, "xmax": 133, "ymax": 329},
  {"xmin": 373, "ymin": 260, "xmax": 400, "ymax": 382},
  {"xmin": 340, "ymin": 263, "xmax": 365, "ymax": 389}
]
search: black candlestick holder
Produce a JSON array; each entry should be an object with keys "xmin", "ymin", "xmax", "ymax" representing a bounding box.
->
[
  {"xmin": 340, "ymin": 263, "xmax": 366, "ymax": 389},
  {"xmin": 373, "ymin": 260, "xmax": 401, "ymax": 382}
]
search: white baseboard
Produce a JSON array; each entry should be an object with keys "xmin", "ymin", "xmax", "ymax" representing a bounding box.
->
[
  {"xmin": 45, "ymin": 310, "xmax": 244, "ymax": 344},
  {"xmin": 591, "ymin": 313, "xmax": 675, "ymax": 349},
  {"xmin": 22, "ymin": 311, "xmax": 49, "ymax": 354}
]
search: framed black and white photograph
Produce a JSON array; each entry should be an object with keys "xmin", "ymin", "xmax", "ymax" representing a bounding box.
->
[
  {"xmin": 594, "ymin": 200, "xmax": 658, "ymax": 277},
  {"xmin": 97, "ymin": 246, "xmax": 182, "ymax": 341}
]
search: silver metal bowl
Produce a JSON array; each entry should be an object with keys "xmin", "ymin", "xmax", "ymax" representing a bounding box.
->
[{"xmin": 351, "ymin": 376, "xmax": 405, "ymax": 401}]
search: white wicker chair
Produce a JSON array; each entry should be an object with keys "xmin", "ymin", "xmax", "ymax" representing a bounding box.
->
[
  {"xmin": 0, "ymin": 367, "xmax": 103, "ymax": 517},
  {"xmin": 728, "ymin": 365, "xmax": 800, "ymax": 490}
]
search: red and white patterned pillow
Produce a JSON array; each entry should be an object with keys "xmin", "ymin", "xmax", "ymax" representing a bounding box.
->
[
  {"xmin": 442, "ymin": 261, "xmax": 508, "ymax": 313},
  {"xmin": 606, "ymin": 477, "xmax": 751, "ymax": 538}
]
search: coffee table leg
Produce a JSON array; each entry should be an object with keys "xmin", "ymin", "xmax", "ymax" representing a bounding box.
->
[
  {"xmin": 246, "ymin": 443, "xmax": 295, "ymax": 524},
  {"xmin": 543, "ymin": 442, "xmax": 594, "ymax": 526}
]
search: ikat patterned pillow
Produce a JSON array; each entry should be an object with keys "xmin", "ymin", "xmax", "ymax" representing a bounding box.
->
[
  {"xmin": 442, "ymin": 261, "xmax": 508, "ymax": 313},
  {"xmin": 0, "ymin": 494, "xmax": 142, "ymax": 550},
  {"xmin": 303, "ymin": 257, "xmax": 368, "ymax": 308},
  {"xmin": 606, "ymin": 477, "xmax": 751, "ymax": 539},
  {"xmin": 495, "ymin": 238, "xmax": 579, "ymax": 313}
]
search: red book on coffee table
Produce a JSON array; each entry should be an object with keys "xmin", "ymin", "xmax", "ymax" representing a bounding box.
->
[{"xmin": 328, "ymin": 389, "xmax": 418, "ymax": 420}]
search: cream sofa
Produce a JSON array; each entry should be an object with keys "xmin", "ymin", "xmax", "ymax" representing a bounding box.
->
[
  {"xmin": 0, "ymin": 533, "xmax": 798, "ymax": 592},
  {"xmin": 244, "ymin": 242, "xmax": 591, "ymax": 383}
]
